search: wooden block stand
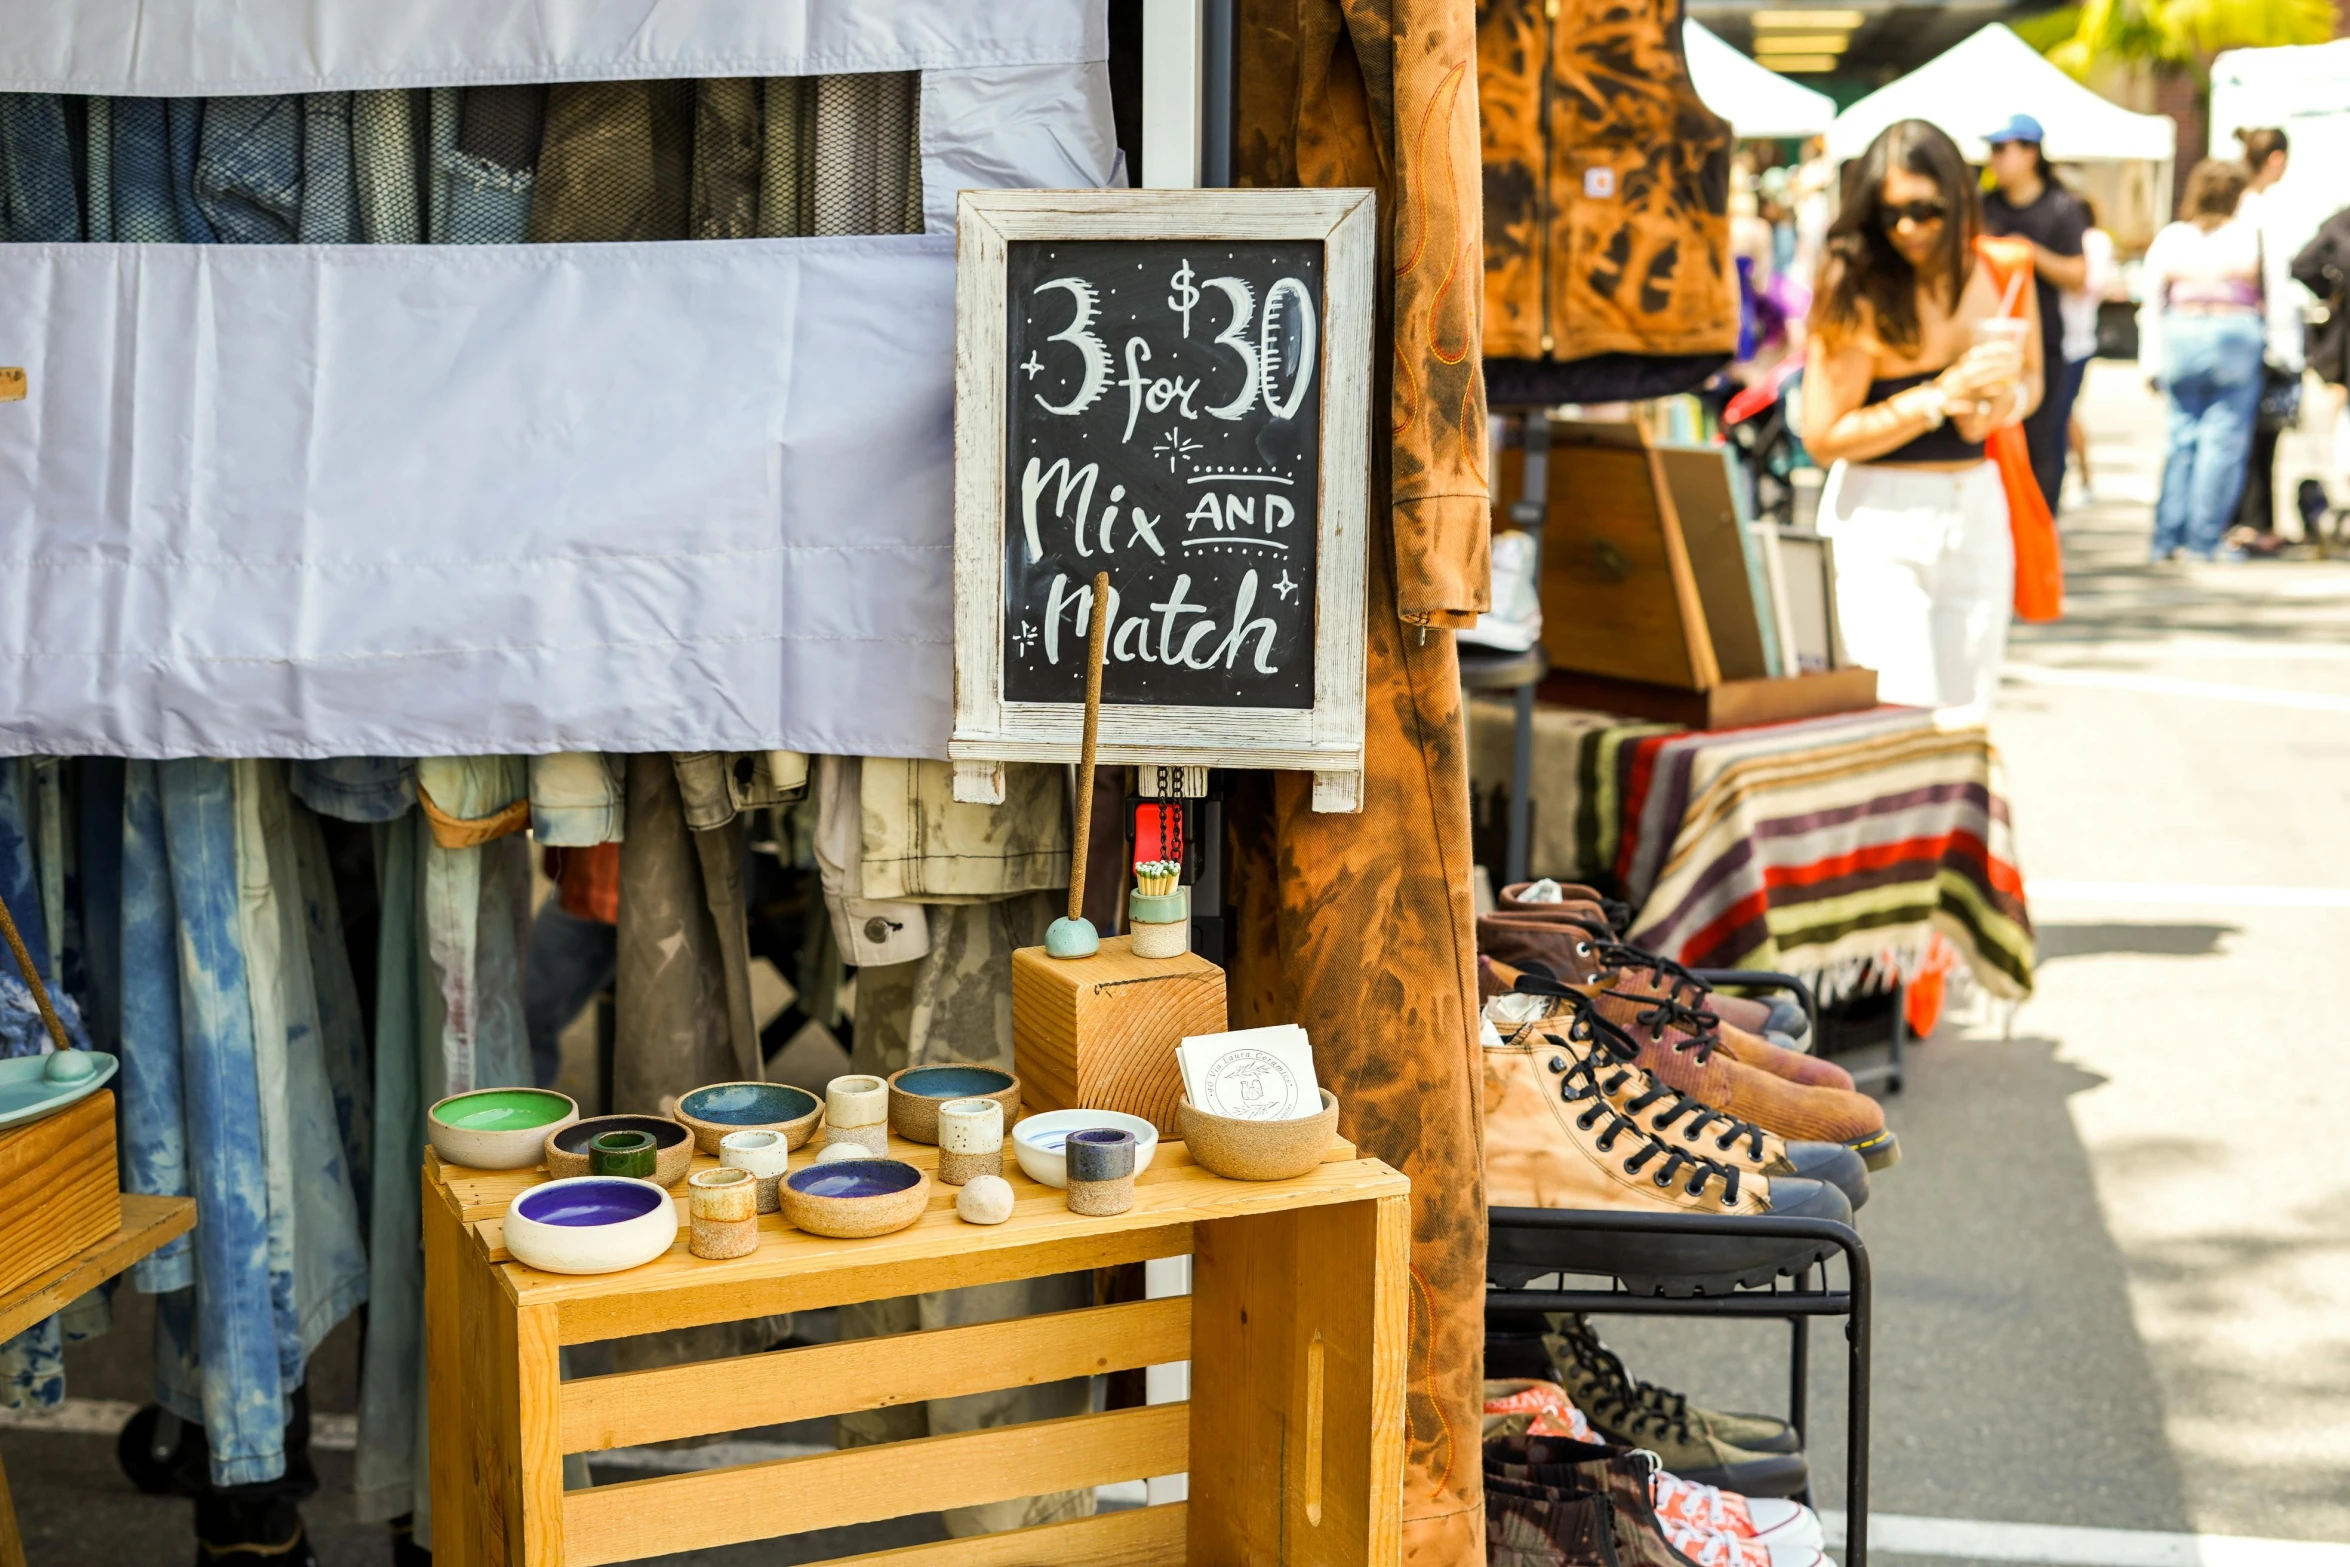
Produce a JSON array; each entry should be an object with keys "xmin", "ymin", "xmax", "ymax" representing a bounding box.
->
[{"xmin": 424, "ymin": 1131, "xmax": 1409, "ymax": 1566}]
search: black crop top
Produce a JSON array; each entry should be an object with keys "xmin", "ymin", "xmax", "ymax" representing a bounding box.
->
[{"xmin": 1862, "ymin": 371, "xmax": 1986, "ymax": 464}]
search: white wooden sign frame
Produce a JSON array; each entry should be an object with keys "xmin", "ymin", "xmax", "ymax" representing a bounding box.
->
[{"xmin": 949, "ymin": 186, "xmax": 1375, "ymax": 813}]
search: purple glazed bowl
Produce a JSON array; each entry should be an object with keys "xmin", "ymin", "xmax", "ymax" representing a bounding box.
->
[
  {"xmin": 502, "ymin": 1177, "xmax": 678, "ymax": 1275},
  {"xmin": 782, "ymin": 1158, "xmax": 932, "ymax": 1239}
]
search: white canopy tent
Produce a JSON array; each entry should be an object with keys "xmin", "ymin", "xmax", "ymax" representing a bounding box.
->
[
  {"xmin": 1684, "ymin": 18, "xmax": 1836, "ymax": 140},
  {"xmin": 2210, "ymin": 41, "xmax": 2350, "ymax": 269},
  {"xmin": 1827, "ymin": 24, "xmax": 2175, "ymax": 165}
]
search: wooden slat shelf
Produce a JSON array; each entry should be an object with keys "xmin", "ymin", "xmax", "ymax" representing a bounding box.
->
[
  {"xmin": 425, "ymin": 1126, "xmax": 1409, "ymax": 1567},
  {"xmin": 0, "ymin": 1193, "xmax": 195, "ymax": 1344}
]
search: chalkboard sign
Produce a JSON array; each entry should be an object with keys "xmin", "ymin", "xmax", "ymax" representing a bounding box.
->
[{"xmin": 951, "ymin": 189, "xmax": 1374, "ymax": 812}]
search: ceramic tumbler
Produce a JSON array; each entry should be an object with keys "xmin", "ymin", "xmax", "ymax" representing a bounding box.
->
[
  {"xmin": 588, "ymin": 1129, "xmax": 658, "ymax": 1180},
  {"xmin": 825, "ymin": 1074, "xmax": 889, "ymax": 1156},
  {"xmin": 1064, "ymin": 1127, "xmax": 1137, "ymax": 1216},
  {"xmin": 687, "ymin": 1167, "xmax": 759, "ymax": 1259},
  {"xmin": 1127, "ymin": 887, "xmax": 1190, "ymax": 959},
  {"xmin": 719, "ymin": 1128, "xmax": 791, "ymax": 1213},
  {"xmin": 935, "ymin": 1097, "xmax": 1005, "ymax": 1186}
]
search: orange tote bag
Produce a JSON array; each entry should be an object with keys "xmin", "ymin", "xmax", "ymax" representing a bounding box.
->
[{"xmin": 1974, "ymin": 236, "xmax": 2063, "ymax": 622}]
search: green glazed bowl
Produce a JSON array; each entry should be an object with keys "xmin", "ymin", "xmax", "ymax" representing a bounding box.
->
[{"xmin": 427, "ymin": 1088, "xmax": 580, "ymax": 1170}]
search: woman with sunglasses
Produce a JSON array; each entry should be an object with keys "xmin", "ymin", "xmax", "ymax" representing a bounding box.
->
[{"xmin": 1800, "ymin": 119, "xmax": 2040, "ymax": 721}]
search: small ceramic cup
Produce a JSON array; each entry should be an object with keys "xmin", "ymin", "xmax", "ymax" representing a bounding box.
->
[
  {"xmin": 687, "ymin": 1166, "xmax": 760, "ymax": 1260},
  {"xmin": 825, "ymin": 1074, "xmax": 889, "ymax": 1156},
  {"xmin": 719, "ymin": 1128, "xmax": 791, "ymax": 1214},
  {"xmin": 588, "ymin": 1129, "xmax": 658, "ymax": 1180},
  {"xmin": 935, "ymin": 1098, "xmax": 1005, "ymax": 1187},
  {"xmin": 1127, "ymin": 887, "xmax": 1190, "ymax": 959},
  {"xmin": 1064, "ymin": 1127, "xmax": 1138, "ymax": 1217}
]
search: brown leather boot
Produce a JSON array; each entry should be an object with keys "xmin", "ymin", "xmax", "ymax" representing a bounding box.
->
[
  {"xmin": 1510, "ymin": 974, "xmax": 1898, "ymax": 1171},
  {"xmin": 1487, "ymin": 994, "xmax": 1867, "ymax": 1209},
  {"xmin": 1484, "ymin": 1015, "xmax": 1850, "ymax": 1294}
]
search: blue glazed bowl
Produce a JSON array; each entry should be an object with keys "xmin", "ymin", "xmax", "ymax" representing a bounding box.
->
[
  {"xmin": 782, "ymin": 1158, "xmax": 933, "ymax": 1238},
  {"xmin": 674, "ymin": 1081, "xmax": 823, "ymax": 1155},
  {"xmin": 887, "ymin": 1065, "xmax": 1022, "ymax": 1144},
  {"xmin": 502, "ymin": 1177, "xmax": 678, "ymax": 1275}
]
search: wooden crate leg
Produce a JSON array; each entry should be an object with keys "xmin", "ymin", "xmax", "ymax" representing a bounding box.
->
[
  {"xmin": 0, "ymin": 1445, "xmax": 26, "ymax": 1567},
  {"xmin": 1188, "ymin": 1194, "xmax": 1409, "ymax": 1567},
  {"xmin": 423, "ymin": 1171, "xmax": 470, "ymax": 1567},
  {"xmin": 460, "ymin": 1244, "xmax": 565, "ymax": 1567}
]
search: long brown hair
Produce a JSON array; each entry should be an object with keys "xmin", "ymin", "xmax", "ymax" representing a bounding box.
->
[{"xmin": 1810, "ymin": 119, "xmax": 1980, "ymax": 354}]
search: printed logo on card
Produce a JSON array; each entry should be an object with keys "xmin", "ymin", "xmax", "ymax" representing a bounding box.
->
[{"xmin": 1204, "ymin": 1048, "xmax": 1303, "ymax": 1121}]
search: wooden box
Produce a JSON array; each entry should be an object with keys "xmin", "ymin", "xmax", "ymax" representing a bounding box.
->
[
  {"xmin": 1012, "ymin": 936, "xmax": 1228, "ymax": 1135},
  {"xmin": 424, "ymin": 1129, "xmax": 1408, "ymax": 1566},
  {"xmin": 0, "ymin": 1091, "xmax": 122, "ymax": 1299}
]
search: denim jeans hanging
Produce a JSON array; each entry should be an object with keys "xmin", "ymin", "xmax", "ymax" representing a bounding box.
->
[
  {"xmin": 193, "ymin": 95, "xmax": 302, "ymax": 243},
  {"xmin": 165, "ymin": 98, "xmax": 218, "ymax": 243},
  {"xmin": 82, "ymin": 97, "xmax": 113, "ymax": 242},
  {"xmin": 351, "ymin": 89, "xmax": 420, "ymax": 244},
  {"xmin": 0, "ymin": 93, "xmax": 82, "ymax": 241},
  {"xmin": 296, "ymin": 93, "xmax": 359, "ymax": 244},
  {"xmin": 119, "ymin": 761, "xmax": 194, "ymax": 1293},
  {"xmin": 0, "ymin": 759, "xmax": 90, "ymax": 1057},
  {"xmin": 111, "ymin": 98, "xmax": 182, "ymax": 242}
]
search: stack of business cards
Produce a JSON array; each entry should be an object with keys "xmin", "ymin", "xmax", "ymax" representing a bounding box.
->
[{"xmin": 1176, "ymin": 1024, "xmax": 1320, "ymax": 1122}]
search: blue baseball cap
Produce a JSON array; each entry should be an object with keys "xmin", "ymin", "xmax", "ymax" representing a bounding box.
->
[{"xmin": 1986, "ymin": 114, "xmax": 2045, "ymax": 146}]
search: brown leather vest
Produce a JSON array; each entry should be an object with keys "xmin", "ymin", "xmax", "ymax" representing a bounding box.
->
[{"xmin": 1479, "ymin": 0, "xmax": 1737, "ymax": 399}]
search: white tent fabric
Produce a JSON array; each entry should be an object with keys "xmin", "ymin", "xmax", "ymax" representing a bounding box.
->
[
  {"xmin": 0, "ymin": 0, "xmax": 1117, "ymax": 759},
  {"xmin": 2210, "ymin": 42, "xmax": 2350, "ymax": 268},
  {"xmin": 1827, "ymin": 24, "xmax": 2175, "ymax": 165},
  {"xmin": 1684, "ymin": 19, "xmax": 1836, "ymax": 140}
]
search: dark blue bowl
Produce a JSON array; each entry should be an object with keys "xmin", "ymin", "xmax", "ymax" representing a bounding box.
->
[
  {"xmin": 786, "ymin": 1160, "xmax": 925, "ymax": 1199},
  {"xmin": 893, "ymin": 1066, "xmax": 1015, "ymax": 1099},
  {"xmin": 679, "ymin": 1082, "xmax": 820, "ymax": 1126},
  {"xmin": 515, "ymin": 1179, "xmax": 666, "ymax": 1227}
]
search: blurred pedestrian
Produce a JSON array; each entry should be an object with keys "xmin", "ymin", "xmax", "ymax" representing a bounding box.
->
[
  {"xmin": 2062, "ymin": 195, "xmax": 2119, "ymax": 505},
  {"xmin": 2227, "ymin": 127, "xmax": 2305, "ymax": 551},
  {"xmin": 1803, "ymin": 119, "xmax": 2037, "ymax": 719},
  {"xmin": 1981, "ymin": 114, "xmax": 2090, "ymax": 514},
  {"xmin": 2141, "ymin": 159, "xmax": 2265, "ymax": 563}
]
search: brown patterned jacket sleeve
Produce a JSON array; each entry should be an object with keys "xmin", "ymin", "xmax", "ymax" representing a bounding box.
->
[{"xmin": 1238, "ymin": 0, "xmax": 1492, "ymax": 628}]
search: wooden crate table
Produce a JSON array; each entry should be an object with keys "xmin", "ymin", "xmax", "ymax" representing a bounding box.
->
[{"xmin": 424, "ymin": 1130, "xmax": 1409, "ymax": 1567}]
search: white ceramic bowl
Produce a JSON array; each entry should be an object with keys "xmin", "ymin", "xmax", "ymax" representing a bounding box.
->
[
  {"xmin": 502, "ymin": 1177, "xmax": 679, "ymax": 1275},
  {"xmin": 1010, "ymin": 1109, "xmax": 1161, "ymax": 1190}
]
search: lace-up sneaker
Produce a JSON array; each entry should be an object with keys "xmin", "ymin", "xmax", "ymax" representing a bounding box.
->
[
  {"xmin": 1514, "ymin": 972, "xmax": 1898, "ymax": 1171},
  {"xmin": 1546, "ymin": 1313, "xmax": 1802, "ymax": 1458},
  {"xmin": 1662, "ymin": 1517, "xmax": 1833, "ymax": 1567},
  {"xmin": 1487, "ymin": 992, "xmax": 1868, "ymax": 1210},
  {"xmin": 1524, "ymin": 1321, "xmax": 1806, "ymax": 1495},
  {"xmin": 1484, "ymin": 1013, "xmax": 1852, "ymax": 1296},
  {"xmin": 1485, "ymin": 1378, "xmax": 1603, "ymax": 1443},
  {"xmin": 1487, "ymin": 1436, "xmax": 1833, "ymax": 1567},
  {"xmin": 1650, "ymin": 1469, "xmax": 1823, "ymax": 1549}
]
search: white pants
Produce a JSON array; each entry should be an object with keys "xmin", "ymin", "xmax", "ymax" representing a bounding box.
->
[{"xmin": 1818, "ymin": 460, "xmax": 2014, "ymax": 722}]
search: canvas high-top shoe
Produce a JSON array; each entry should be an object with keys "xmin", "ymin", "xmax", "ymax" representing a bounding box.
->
[
  {"xmin": 1547, "ymin": 1314, "xmax": 1803, "ymax": 1461},
  {"xmin": 1511, "ymin": 973, "xmax": 1899, "ymax": 1172},
  {"xmin": 1484, "ymin": 1014, "xmax": 1851, "ymax": 1295},
  {"xmin": 1487, "ymin": 993, "xmax": 1867, "ymax": 1210}
]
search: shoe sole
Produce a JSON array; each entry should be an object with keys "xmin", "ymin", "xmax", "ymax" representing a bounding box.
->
[
  {"xmin": 1846, "ymin": 1129, "xmax": 1901, "ymax": 1172},
  {"xmin": 1490, "ymin": 1228, "xmax": 1842, "ymax": 1300},
  {"xmin": 1670, "ymin": 1452, "xmax": 1812, "ymax": 1500}
]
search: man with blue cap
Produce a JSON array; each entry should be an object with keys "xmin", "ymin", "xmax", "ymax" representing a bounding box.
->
[{"xmin": 1982, "ymin": 112, "xmax": 2091, "ymax": 512}]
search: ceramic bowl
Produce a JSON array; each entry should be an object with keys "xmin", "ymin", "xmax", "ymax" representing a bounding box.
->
[
  {"xmin": 501, "ymin": 1177, "xmax": 678, "ymax": 1275},
  {"xmin": 781, "ymin": 1159, "xmax": 932, "ymax": 1239},
  {"xmin": 1177, "ymin": 1089, "xmax": 1340, "ymax": 1182},
  {"xmin": 673, "ymin": 1081, "xmax": 824, "ymax": 1156},
  {"xmin": 545, "ymin": 1115, "xmax": 695, "ymax": 1188},
  {"xmin": 426, "ymin": 1088, "xmax": 579, "ymax": 1170},
  {"xmin": 1009, "ymin": 1109, "xmax": 1161, "ymax": 1190},
  {"xmin": 887, "ymin": 1065, "xmax": 1020, "ymax": 1145}
]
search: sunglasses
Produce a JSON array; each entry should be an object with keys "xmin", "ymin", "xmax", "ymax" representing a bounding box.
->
[{"xmin": 1878, "ymin": 200, "xmax": 1949, "ymax": 229}]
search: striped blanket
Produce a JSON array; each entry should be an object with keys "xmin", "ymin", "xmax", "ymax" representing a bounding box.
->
[{"xmin": 1467, "ymin": 702, "xmax": 2033, "ymax": 999}]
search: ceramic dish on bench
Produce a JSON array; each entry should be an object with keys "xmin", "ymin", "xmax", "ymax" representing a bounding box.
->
[
  {"xmin": 1176, "ymin": 1089, "xmax": 1339, "ymax": 1181},
  {"xmin": 501, "ymin": 1177, "xmax": 678, "ymax": 1275},
  {"xmin": 886, "ymin": 1065, "xmax": 1020, "ymax": 1144},
  {"xmin": 781, "ymin": 1158, "xmax": 932, "ymax": 1238},
  {"xmin": 426, "ymin": 1088, "xmax": 579, "ymax": 1170},
  {"xmin": 544, "ymin": 1114, "xmax": 694, "ymax": 1187},
  {"xmin": 1009, "ymin": 1109, "xmax": 1160, "ymax": 1190},
  {"xmin": 673, "ymin": 1081, "xmax": 824, "ymax": 1157}
]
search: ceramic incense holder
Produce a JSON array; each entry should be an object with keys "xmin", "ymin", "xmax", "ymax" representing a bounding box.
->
[
  {"xmin": 935, "ymin": 1098, "xmax": 1004, "ymax": 1186},
  {"xmin": 719, "ymin": 1129, "xmax": 791, "ymax": 1213},
  {"xmin": 427, "ymin": 1088, "xmax": 579, "ymax": 1170},
  {"xmin": 887, "ymin": 1064, "xmax": 1020, "ymax": 1145},
  {"xmin": 782, "ymin": 1159, "xmax": 931, "ymax": 1239},
  {"xmin": 1178, "ymin": 1088, "xmax": 1340, "ymax": 1181},
  {"xmin": 502, "ymin": 1177, "xmax": 677, "ymax": 1275},
  {"xmin": 824, "ymin": 1074, "xmax": 889, "ymax": 1155},
  {"xmin": 1009, "ymin": 1109, "xmax": 1161, "ymax": 1190},
  {"xmin": 1127, "ymin": 887, "xmax": 1190, "ymax": 959},
  {"xmin": 588, "ymin": 1129, "xmax": 657, "ymax": 1180},
  {"xmin": 674, "ymin": 1081, "xmax": 823, "ymax": 1157},
  {"xmin": 1064, "ymin": 1127, "xmax": 1137, "ymax": 1217},
  {"xmin": 545, "ymin": 1115, "xmax": 694, "ymax": 1188},
  {"xmin": 687, "ymin": 1167, "xmax": 760, "ymax": 1259}
]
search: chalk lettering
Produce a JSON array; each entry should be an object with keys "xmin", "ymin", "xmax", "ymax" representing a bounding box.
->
[{"xmin": 1021, "ymin": 457, "xmax": 1099, "ymax": 564}]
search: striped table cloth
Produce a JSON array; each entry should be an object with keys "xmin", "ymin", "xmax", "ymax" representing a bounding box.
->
[{"xmin": 1468, "ymin": 702, "xmax": 2033, "ymax": 999}]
